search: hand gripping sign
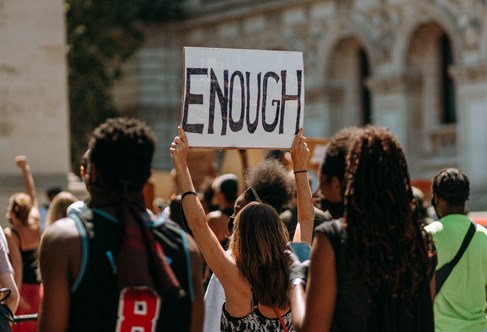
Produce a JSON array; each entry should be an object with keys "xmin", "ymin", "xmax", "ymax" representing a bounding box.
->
[{"xmin": 182, "ymin": 47, "xmax": 305, "ymax": 149}]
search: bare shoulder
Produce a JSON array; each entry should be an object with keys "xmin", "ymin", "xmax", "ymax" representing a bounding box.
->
[
  {"xmin": 29, "ymin": 206, "xmax": 40, "ymax": 221},
  {"xmin": 3, "ymin": 227, "xmax": 16, "ymax": 239},
  {"xmin": 3, "ymin": 227, "xmax": 19, "ymax": 248},
  {"xmin": 41, "ymin": 218, "xmax": 80, "ymax": 253}
]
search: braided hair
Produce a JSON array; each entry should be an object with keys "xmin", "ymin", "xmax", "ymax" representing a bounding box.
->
[{"xmin": 343, "ymin": 126, "xmax": 434, "ymax": 299}]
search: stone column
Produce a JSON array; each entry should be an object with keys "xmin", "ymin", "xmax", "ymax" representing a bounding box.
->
[
  {"xmin": 0, "ymin": 0, "xmax": 70, "ymax": 212},
  {"xmin": 367, "ymin": 74, "xmax": 421, "ymax": 173},
  {"xmin": 450, "ymin": 63, "xmax": 487, "ymax": 210}
]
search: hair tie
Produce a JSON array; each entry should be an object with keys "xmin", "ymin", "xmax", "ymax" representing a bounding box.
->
[{"xmin": 181, "ymin": 191, "xmax": 197, "ymax": 200}]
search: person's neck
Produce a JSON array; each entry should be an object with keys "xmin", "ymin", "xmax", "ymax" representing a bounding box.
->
[{"xmin": 441, "ymin": 205, "xmax": 466, "ymax": 217}]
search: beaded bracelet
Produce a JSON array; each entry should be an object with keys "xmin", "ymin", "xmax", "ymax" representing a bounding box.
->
[
  {"xmin": 181, "ymin": 190, "xmax": 197, "ymax": 200},
  {"xmin": 293, "ymin": 170, "xmax": 307, "ymax": 174}
]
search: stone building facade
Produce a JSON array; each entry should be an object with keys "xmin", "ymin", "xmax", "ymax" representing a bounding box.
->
[
  {"xmin": 114, "ymin": 0, "xmax": 487, "ymax": 210},
  {"xmin": 0, "ymin": 0, "xmax": 70, "ymax": 213},
  {"xmin": 1, "ymin": 0, "xmax": 484, "ymax": 212}
]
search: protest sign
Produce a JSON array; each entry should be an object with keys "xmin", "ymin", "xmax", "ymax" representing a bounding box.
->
[{"xmin": 182, "ymin": 47, "xmax": 304, "ymax": 149}]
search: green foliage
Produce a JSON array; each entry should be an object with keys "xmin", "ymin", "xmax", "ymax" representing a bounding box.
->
[{"xmin": 66, "ymin": 0, "xmax": 184, "ymax": 173}]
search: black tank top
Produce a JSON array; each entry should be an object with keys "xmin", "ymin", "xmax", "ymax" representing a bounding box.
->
[
  {"xmin": 314, "ymin": 220, "xmax": 434, "ymax": 332},
  {"xmin": 68, "ymin": 208, "xmax": 193, "ymax": 332},
  {"xmin": 21, "ymin": 249, "xmax": 40, "ymax": 284},
  {"xmin": 9, "ymin": 228, "xmax": 40, "ymax": 284}
]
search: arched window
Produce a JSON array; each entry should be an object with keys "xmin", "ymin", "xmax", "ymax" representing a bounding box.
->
[
  {"xmin": 327, "ymin": 38, "xmax": 372, "ymax": 133},
  {"xmin": 405, "ymin": 22, "xmax": 457, "ymax": 174},
  {"xmin": 440, "ymin": 32, "xmax": 456, "ymax": 124},
  {"xmin": 359, "ymin": 48, "xmax": 372, "ymax": 125}
]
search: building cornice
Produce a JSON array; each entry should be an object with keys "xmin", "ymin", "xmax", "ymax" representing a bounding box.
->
[
  {"xmin": 181, "ymin": 0, "xmax": 315, "ymax": 28},
  {"xmin": 449, "ymin": 62, "xmax": 487, "ymax": 84}
]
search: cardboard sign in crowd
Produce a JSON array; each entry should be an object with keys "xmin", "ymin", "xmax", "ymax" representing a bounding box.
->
[{"xmin": 181, "ymin": 47, "xmax": 305, "ymax": 149}]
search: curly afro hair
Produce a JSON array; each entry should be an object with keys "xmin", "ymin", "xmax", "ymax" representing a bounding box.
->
[
  {"xmin": 89, "ymin": 117, "xmax": 156, "ymax": 191},
  {"xmin": 245, "ymin": 158, "xmax": 293, "ymax": 213}
]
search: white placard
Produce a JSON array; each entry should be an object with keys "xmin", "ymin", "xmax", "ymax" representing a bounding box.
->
[{"xmin": 181, "ymin": 47, "xmax": 304, "ymax": 149}]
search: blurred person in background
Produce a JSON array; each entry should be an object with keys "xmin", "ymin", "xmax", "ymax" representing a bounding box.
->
[
  {"xmin": 4, "ymin": 155, "xmax": 42, "ymax": 332},
  {"xmin": 425, "ymin": 168, "xmax": 487, "ymax": 332}
]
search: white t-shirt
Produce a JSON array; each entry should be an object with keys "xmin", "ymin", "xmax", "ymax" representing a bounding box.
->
[
  {"xmin": 0, "ymin": 228, "xmax": 13, "ymax": 274},
  {"xmin": 203, "ymin": 273, "xmax": 226, "ymax": 332}
]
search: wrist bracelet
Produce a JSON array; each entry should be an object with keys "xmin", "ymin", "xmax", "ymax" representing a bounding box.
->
[
  {"xmin": 291, "ymin": 278, "xmax": 306, "ymax": 287},
  {"xmin": 181, "ymin": 191, "xmax": 197, "ymax": 200},
  {"xmin": 293, "ymin": 170, "xmax": 307, "ymax": 174}
]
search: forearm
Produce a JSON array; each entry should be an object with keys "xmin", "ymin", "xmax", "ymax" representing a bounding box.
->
[
  {"xmin": 238, "ymin": 149, "xmax": 249, "ymax": 183},
  {"xmin": 174, "ymin": 163, "xmax": 209, "ymax": 233},
  {"xmin": 0, "ymin": 273, "xmax": 19, "ymax": 313},
  {"xmin": 17, "ymin": 161, "xmax": 37, "ymax": 206},
  {"xmin": 293, "ymin": 171, "xmax": 314, "ymax": 244},
  {"xmin": 290, "ymin": 284, "xmax": 306, "ymax": 331},
  {"xmin": 290, "ymin": 128, "xmax": 314, "ymax": 243},
  {"xmin": 12, "ymin": 260, "xmax": 22, "ymax": 291},
  {"xmin": 6, "ymin": 288, "xmax": 18, "ymax": 314}
]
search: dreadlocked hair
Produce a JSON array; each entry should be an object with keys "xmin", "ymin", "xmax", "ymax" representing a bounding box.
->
[
  {"xmin": 89, "ymin": 117, "xmax": 155, "ymax": 192},
  {"xmin": 343, "ymin": 125, "xmax": 434, "ymax": 300},
  {"xmin": 320, "ymin": 126, "xmax": 361, "ymax": 182}
]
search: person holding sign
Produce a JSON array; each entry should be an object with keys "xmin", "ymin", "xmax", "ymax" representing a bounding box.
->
[
  {"xmin": 171, "ymin": 126, "xmax": 314, "ymax": 331},
  {"xmin": 288, "ymin": 126, "xmax": 436, "ymax": 332}
]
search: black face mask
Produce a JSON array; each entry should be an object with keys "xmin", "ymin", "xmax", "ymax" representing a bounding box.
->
[{"xmin": 320, "ymin": 198, "xmax": 344, "ymax": 219}]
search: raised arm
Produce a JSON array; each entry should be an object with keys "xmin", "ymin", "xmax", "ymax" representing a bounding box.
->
[
  {"xmin": 291, "ymin": 129, "xmax": 314, "ymax": 244},
  {"xmin": 238, "ymin": 149, "xmax": 249, "ymax": 184},
  {"xmin": 15, "ymin": 156, "xmax": 38, "ymax": 209},
  {"xmin": 170, "ymin": 127, "xmax": 242, "ymax": 290}
]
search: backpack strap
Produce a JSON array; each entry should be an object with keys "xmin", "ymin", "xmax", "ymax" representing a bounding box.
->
[
  {"xmin": 435, "ymin": 222, "xmax": 476, "ymax": 294},
  {"xmin": 180, "ymin": 229, "xmax": 194, "ymax": 301},
  {"xmin": 69, "ymin": 211, "xmax": 90, "ymax": 292}
]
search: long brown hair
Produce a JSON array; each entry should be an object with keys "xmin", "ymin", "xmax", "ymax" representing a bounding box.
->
[
  {"xmin": 229, "ymin": 202, "xmax": 290, "ymax": 309},
  {"xmin": 45, "ymin": 191, "xmax": 78, "ymax": 228},
  {"xmin": 343, "ymin": 126, "xmax": 434, "ymax": 299}
]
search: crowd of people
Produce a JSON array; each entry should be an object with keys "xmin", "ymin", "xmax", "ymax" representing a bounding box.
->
[{"xmin": 0, "ymin": 116, "xmax": 485, "ymax": 331}]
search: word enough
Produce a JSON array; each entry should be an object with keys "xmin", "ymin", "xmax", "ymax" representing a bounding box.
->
[{"xmin": 183, "ymin": 68, "xmax": 303, "ymax": 135}]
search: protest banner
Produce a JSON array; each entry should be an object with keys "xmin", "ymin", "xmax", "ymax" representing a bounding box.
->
[
  {"xmin": 182, "ymin": 47, "xmax": 304, "ymax": 149},
  {"xmin": 306, "ymin": 137, "xmax": 329, "ymax": 172}
]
